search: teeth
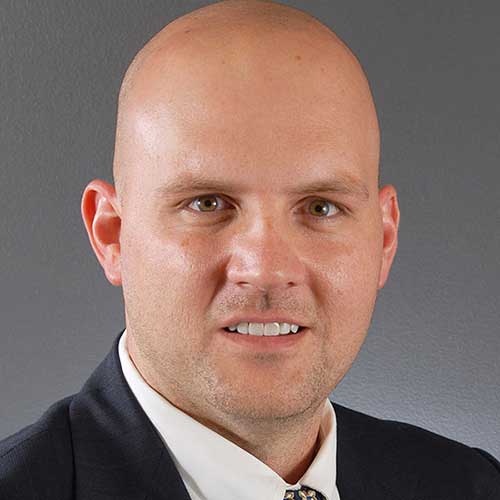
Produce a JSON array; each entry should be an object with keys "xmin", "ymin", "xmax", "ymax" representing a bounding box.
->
[
  {"xmin": 249, "ymin": 323, "xmax": 264, "ymax": 335},
  {"xmin": 235, "ymin": 323, "xmax": 248, "ymax": 334},
  {"xmin": 227, "ymin": 322, "xmax": 301, "ymax": 336},
  {"xmin": 279, "ymin": 323, "xmax": 291, "ymax": 334},
  {"xmin": 264, "ymin": 323, "xmax": 280, "ymax": 336}
]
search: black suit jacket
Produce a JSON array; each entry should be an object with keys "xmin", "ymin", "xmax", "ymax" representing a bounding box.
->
[{"xmin": 1, "ymin": 328, "xmax": 499, "ymax": 499}]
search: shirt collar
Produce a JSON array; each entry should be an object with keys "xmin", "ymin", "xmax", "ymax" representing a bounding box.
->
[{"xmin": 118, "ymin": 328, "xmax": 338, "ymax": 500}]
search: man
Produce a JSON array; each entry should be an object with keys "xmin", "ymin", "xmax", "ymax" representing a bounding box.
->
[{"xmin": 1, "ymin": 0, "xmax": 499, "ymax": 498}]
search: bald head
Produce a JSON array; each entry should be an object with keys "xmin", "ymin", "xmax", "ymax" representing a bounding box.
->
[
  {"xmin": 84, "ymin": 1, "xmax": 399, "ymax": 466},
  {"xmin": 112, "ymin": 0, "xmax": 379, "ymax": 210}
]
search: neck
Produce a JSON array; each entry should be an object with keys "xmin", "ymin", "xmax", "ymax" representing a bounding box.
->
[{"xmin": 166, "ymin": 393, "xmax": 325, "ymax": 484}]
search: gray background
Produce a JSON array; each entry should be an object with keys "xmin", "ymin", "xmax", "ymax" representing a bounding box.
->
[{"xmin": 1, "ymin": 0, "xmax": 499, "ymax": 457}]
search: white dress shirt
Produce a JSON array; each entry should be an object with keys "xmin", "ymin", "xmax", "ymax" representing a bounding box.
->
[{"xmin": 118, "ymin": 328, "xmax": 341, "ymax": 500}]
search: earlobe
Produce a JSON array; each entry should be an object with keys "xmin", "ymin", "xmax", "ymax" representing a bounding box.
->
[
  {"xmin": 377, "ymin": 184, "xmax": 400, "ymax": 289},
  {"xmin": 81, "ymin": 179, "xmax": 122, "ymax": 286}
]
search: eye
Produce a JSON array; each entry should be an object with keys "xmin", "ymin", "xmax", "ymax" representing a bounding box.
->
[
  {"xmin": 186, "ymin": 194, "xmax": 231, "ymax": 213},
  {"xmin": 183, "ymin": 194, "xmax": 343, "ymax": 220},
  {"xmin": 306, "ymin": 198, "xmax": 342, "ymax": 219}
]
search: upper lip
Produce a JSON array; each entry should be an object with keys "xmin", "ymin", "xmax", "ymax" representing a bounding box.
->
[{"xmin": 222, "ymin": 314, "xmax": 308, "ymax": 328}]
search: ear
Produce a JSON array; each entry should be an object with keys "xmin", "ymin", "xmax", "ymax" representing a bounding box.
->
[
  {"xmin": 81, "ymin": 179, "xmax": 122, "ymax": 286},
  {"xmin": 377, "ymin": 184, "xmax": 400, "ymax": 289}
]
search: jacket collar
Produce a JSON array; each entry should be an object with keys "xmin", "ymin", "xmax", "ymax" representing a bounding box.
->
[
  {"xmin": 334, "ymin": 401, "xmax": 418, "ymax": 500},
  {"xmin": 69, "ymin": 329, "xmax": 410, "ymax": 500},
  {"xmin": 69, "ymin": 328, "xmax": 190, "ymax": 499}
]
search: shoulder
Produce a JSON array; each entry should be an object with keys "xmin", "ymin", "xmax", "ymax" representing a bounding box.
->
[
  {"xmin": 333, "ymin": 402, "xmax": 500, "ymax": 499},
  {"xmin": 0, "ymin": 395, "xmax": 75, "ymax": 500}
]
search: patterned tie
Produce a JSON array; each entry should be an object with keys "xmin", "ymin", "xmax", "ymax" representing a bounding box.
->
[{"xmin": 283, "ymin": 486, "xmax": 326, "ymax": 500}]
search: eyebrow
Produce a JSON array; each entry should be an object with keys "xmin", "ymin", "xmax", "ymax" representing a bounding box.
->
[{"xmin": 154, "ymin": 174, "xmax": 370, "ymax": 201}]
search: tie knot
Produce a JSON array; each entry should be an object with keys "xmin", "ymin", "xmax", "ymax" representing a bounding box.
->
[{"xmin": 283, "ymin": 486, "xmax": 326, "ymax": 500}]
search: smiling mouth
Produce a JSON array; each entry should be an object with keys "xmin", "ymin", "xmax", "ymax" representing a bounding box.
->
[{"xmin": 222, "ymin": 326, "xmax": 305, "ymax": 336}]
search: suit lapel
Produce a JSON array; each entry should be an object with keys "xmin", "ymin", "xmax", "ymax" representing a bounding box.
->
[
  {"xmin": 333, "ymin": 401, "xmax": 416, "ymax": 500},
  {"xmin": 69, "ymin": 329, "xmax": 192, "ymax": 500}
]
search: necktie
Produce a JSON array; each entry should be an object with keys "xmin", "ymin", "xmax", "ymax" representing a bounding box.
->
[{"xmin": 283, "ymin": 486, "xmax": 326, "ymax": 499}]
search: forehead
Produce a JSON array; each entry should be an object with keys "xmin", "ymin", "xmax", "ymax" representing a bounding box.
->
[
  {"xmin": 123, "ymin": 28, "xmax": 379, "ymax": 195},
  {"xmin": 129, "ymin": 133, "xmax": 375, "ymax": 215},
  {"xmin": 133, "ymin": 109, "xmax": 372, "ymax": 195}
]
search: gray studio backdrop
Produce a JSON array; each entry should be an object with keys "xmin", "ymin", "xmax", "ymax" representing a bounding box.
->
[{"xmin": 1, "ymin": 0, "xmax": 499, "ymax": 456}]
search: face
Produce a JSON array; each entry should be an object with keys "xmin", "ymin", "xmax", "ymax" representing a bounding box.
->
[{"xmin": 85, "ymin": 24, "xmax": 399, "ymax": 425}]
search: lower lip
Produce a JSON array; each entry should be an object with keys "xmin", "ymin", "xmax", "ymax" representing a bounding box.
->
[{"xmin": 219, "ymin": 327, "xmax": 308, "ymax": 352}]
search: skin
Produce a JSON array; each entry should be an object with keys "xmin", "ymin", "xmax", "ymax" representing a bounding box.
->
[{"xmin": 81, "ymin": 0, "xmax": 400, "ymax": 485}]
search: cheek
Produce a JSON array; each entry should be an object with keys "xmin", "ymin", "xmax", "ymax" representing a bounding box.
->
[
  {"xmin": 328, "ymin": 243, "xmax": 381, "ymax": 293},
  {"xmin": 120, "ymin": 229, "xmax": 217, "ymax": 361},
  {"xmin": 121, "ymin": 224, "xmax": 198, "ymax": 307},
  {"xmin": 310, "ymin": 238, "xmax": 381, "ymax": 380},
  {"xmin": 314, "ymin": 232, "xmax": 382, "ymax": 333}
]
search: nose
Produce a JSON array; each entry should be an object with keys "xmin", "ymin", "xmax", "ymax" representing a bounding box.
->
[{"xmin": 226, "ymin": 213, "xmax": 306, "ymax": 293}]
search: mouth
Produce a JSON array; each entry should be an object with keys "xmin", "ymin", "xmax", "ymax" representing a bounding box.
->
[
  {"xmin": 219, "ymin": 326, "xmax": 308, "ymax": 352},
  {"xmin": 222, "ymin": 326, "xmax": 306, "ymax": 336}
]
